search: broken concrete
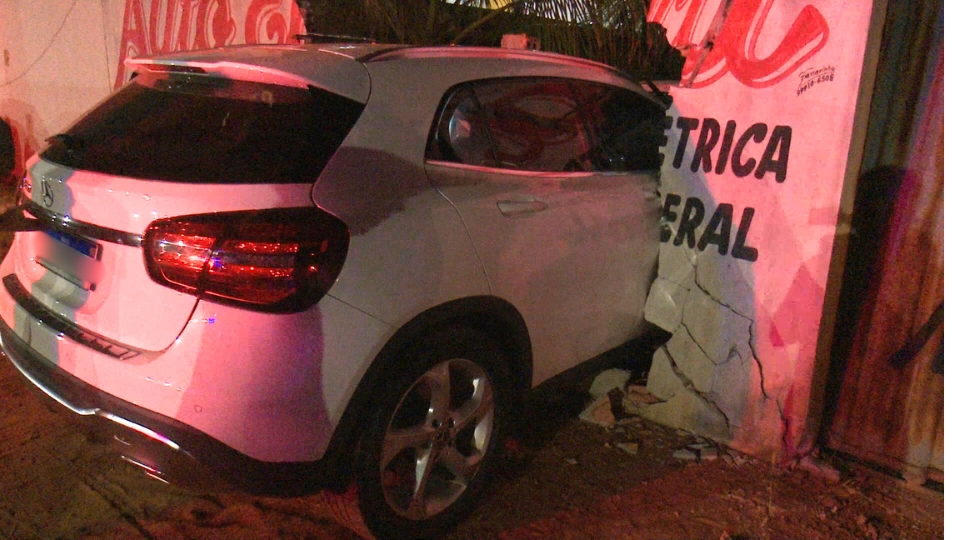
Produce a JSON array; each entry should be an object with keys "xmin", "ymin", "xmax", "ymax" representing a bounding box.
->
[
  {"xmin": 640, "ymin": 211, "xmax": 779, "ymax": 456},
  {"xmin": 616, "ymin": 442, "xmax": 640, "ymax": 455},
  {"xmin": 673, "ymin": 440, "xmax": 721, "ymax": 463},
  {"xmin": 645, "ymin": 347, "xmax": 685, "ymax": 401},
  {"xmin": 664, "ymin": 324, "xmax": 715, "ymax": 393},
  {"xmin": 640, "ymin": 386, "xmax": 731, "ymax": 442},
  {"xmin": 643, "ymin": 277, "xmax": 690, "ymax": 333},
  {"xmin": 578, "ymin": 396, "xmax": 616, "ymax": 428},
  {"xmin": 588, "ymin": 369, "xmax": 632, "ymax": 399},
  {"xmin": 621, "ymin": 385, "xmax": 662, "ymax": 416}
]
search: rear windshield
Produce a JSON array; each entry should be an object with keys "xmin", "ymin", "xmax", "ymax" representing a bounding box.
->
[{"xmin": 41, "ymin": 72, "xmax": 364, "ymax": 184}]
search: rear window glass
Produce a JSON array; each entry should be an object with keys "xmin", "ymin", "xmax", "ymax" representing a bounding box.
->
[{"xmin": 41, "ymin": 72, "xmax": 364, "ymax": 184}]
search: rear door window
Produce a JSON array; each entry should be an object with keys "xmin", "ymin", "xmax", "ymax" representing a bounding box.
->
[
  {"xmin": 571, "ymin": 81, "xmax": 666, "ymax": 172},
  {"xmin": 41, "ymin": 73, "xmax": 364, "ymax": 184},
  {"xmin": 472, "ymin": 79, "xmax": 586, "ymax": 172},
  {"xmin": 427, "ymin": 77, "xmax": 665, "ymax": 173}
]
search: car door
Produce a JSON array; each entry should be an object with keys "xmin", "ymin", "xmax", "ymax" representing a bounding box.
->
[{"xmin": 424, "ymin": 77, "xmax": 664, "ymax": 384}]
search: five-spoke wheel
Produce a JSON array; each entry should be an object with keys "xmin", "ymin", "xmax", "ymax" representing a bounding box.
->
[{"xmin": 356, "ymin": 326, "xmax": 510, "ymax": 539}]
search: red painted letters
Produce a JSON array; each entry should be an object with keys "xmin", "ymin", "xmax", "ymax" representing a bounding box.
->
[
  {"xmin": 115, "ymin": 0, "xmax": 304, "ymax": 88},
  {"xmin": 650, "ymin": 0, "xmax": 829, "ymax": 88}
]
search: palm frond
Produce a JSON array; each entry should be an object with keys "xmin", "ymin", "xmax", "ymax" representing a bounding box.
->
[{"xmin": 298, "ymin": 0, "xmax": 682, "ymax": 80}]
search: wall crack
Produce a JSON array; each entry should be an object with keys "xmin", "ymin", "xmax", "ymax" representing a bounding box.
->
[
  {"xmin": 678, "ymin": 244, "xmax": 769, "ymax": 400},
  {"xmin": 662, "ymin": 345, "xmax": 733, "ymax": 433}
]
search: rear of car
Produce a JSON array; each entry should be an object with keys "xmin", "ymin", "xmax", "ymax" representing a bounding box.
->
[{"xmin": 0, "ymin": 45, "xmax": 380, "ymax": 487}]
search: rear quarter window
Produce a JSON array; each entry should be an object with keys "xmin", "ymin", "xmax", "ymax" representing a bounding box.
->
[{"xmin": 42, "ymin": 73, "xmax": 365, "ymax": 184}]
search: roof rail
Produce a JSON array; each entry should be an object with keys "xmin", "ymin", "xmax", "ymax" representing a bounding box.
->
[{"xmin": 355, "ymin": 45, "xmax": 414, "ymax": 62}]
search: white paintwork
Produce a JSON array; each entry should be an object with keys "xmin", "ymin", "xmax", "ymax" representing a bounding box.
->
[
  {"xmin": 426, "ymin": 163, "xmax": 660, "ymax": 384},
  {"xmin": 15, "ymin": 157, "xmax": 317, "ymax": 351},
  {"xmin": 0, "ymin": 265, "xmax": 390, "ymax": 461}
]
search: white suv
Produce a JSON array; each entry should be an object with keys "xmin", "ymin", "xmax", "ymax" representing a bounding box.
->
[{"xmin": 0, "ymin": 43, "xmax": 666, "ymax": 538}]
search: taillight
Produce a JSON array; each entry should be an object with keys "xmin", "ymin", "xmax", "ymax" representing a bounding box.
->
[{"xmin": 143, "ymin": 208, "xmax": 349, "ymax": 313}]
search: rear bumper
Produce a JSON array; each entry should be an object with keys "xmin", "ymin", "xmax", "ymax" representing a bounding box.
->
[{"xmin": 0, "ymin": 315, "xmax": 344, "ymax": 495}]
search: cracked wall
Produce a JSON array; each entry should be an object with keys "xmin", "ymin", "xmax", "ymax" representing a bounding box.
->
[
  {"xmin": 642, "ymin": 0, "xmax": 877, "ymax": 459},
  {"xmin": 643, "ymin": 237, "xmax": 781, "ymax": 454}
]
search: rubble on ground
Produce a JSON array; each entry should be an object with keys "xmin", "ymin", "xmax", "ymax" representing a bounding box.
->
[{"xmin": 581, "ymin": 369, "xmax": 748, "ymax": 467}]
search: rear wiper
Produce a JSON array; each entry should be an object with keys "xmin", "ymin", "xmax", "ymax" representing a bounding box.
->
[{"xmin": 0, "ymin": 203, "xmax": 42, "ymax": 233}]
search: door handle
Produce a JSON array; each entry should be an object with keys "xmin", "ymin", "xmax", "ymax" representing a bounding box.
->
[{"xmin": 496, "ymin": 199, "xmax": 548, "ymax": 216}]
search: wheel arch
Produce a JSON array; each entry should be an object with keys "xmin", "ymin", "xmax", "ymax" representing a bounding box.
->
[{"xmin": 321, "ymin": 295, "xmax": 532, "ymax": 490}]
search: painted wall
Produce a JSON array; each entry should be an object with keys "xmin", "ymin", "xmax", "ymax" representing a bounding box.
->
[
  {"xmin": 640, "ymin": 0, "xmax": 878, "ymax": 459},
  {"xmin": 0, "ymin": 0, "xmax": 304, "ymax": 180}
]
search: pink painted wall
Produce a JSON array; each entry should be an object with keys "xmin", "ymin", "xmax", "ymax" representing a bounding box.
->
[{"xmin": 641, "ymin": 0, "xmax": 878, "ymax": 459}]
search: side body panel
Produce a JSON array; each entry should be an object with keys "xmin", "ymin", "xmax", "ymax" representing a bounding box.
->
[
  {"xmin": 310, "ymin": 63, "xmax": 491, "ymax": 328},
  {"xmin": 426, "ymin": 164, "xmax": 661, "ymax": 384}
]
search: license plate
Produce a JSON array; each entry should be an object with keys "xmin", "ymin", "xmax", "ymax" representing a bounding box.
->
[
  {"xmin": 45, "ymin": 228, "xmax": 101, "ymax": 260},
  {"xmin": 38, "ymin": 229, "xmax": 102, "ymax": 291}
]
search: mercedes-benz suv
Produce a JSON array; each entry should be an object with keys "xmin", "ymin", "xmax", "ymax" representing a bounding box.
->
[{"xmin": 0, "ymin": 42, "xmax": 667, "ymax": 538}]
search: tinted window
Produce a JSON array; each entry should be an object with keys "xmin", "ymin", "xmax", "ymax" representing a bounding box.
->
[
  {"xmin": 427, "ymin": 78, "xmax": 665, "ymax": 173},
  {"xmin": 572, "ymin": 82, "xmax": 666, "ymax": 172},
  {"xmin": 41, "ymin": 73, "xmax": 364, "ymax": 184},
  {"xmin": 429, "ymin": 86, "xmax": 498, "ymax": 167},
  {"xmin": 472, "ymin": 79, "xmax": 586, "ymax": 172}
]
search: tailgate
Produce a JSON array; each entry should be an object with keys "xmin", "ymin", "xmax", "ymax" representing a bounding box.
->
[
  {"xmin": 0, "ymin": 57, "xmax": 368, "ymax": 354},
  {"xmin": 3, "ymin": 158, "xmax": 317, "ymax": 352}
]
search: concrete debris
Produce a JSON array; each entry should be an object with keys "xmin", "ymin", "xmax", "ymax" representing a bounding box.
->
[
  {"xmin": 589, "ymin": 369, "xmax": 632, "ymax": 398},
  {"xmin": 796, "ymin": 455, "xmax": 841, "ymax": 483},
  {"xmin": 673, "ymin": 440, "xmax": 721, "ymax": 463},
  {"xmin": 725, "ymin": 448, "xmax": 750, "ymax": 466},
  {"xmin": 578, "ymin": 396, "xmax": 616, "ymax": 427},
  {"xmin": 616, "ymin": 442, "xmax": 640, "ymax": 455},
  {"xmin": 622, "ymin": 385, "xmax": 663, "ymax": 415}
]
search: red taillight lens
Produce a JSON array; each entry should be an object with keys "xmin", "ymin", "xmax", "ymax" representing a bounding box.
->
[{"xmin": 143, "ymin": 208, "xmax": 349, "ymax": 313}]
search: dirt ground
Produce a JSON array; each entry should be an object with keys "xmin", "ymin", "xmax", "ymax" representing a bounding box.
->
[{"xmin": 0, "ymin": 352, "xmax": 944, "ymax": 540}]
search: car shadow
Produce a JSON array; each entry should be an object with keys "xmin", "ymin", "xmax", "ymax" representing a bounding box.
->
[{"xmin": 496, "ymin": 323, "xmax": 673, "ymax": 477}]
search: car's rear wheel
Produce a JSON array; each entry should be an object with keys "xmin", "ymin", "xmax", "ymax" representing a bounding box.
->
[{"xmin": 356, "ymin": 326, "xmax": 510, "ymax": 539}]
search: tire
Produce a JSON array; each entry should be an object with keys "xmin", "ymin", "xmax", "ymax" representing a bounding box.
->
[{"xmin": 356, "ymin": 325, "xmax": 511, "ymax": 539}]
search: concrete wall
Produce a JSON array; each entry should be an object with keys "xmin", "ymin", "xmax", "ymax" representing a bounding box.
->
[{"xmin": 639, "ymin": 0, "xmax": 884, "ymax": 460}]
